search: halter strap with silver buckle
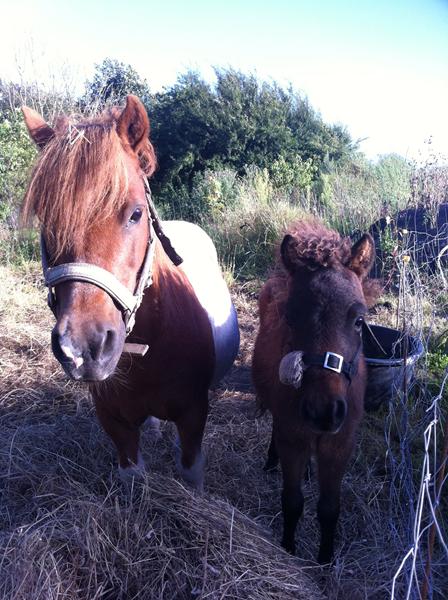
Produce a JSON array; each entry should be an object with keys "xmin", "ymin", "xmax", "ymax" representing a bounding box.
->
[
  {"xmin": 302, "ymin": 340, "xmax": 362, "ymax": 383},
  {"xmin": 323, "ymin": 352, "xmax": 343, "ymax": 373},
  {"xmin": 279, "ymin": 337, "xmax": 364, "ymax": 389},
  {"xmin": 40, "ymin": 179, "xmax": 182, "ymax": 353}
]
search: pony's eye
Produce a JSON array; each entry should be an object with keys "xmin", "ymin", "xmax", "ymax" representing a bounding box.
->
[
  {"xmin": 355, "ymin": 317, "xmax": 364, "ymax": 330},
  {"xmin": 129, "ymin": 208, "xmax": 143, "ymax": 224}
]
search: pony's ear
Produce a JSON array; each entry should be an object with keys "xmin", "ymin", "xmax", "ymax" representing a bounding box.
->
[
  {"xmin": 281, "ymin": 234, "xmax": 302, "ymax": 274},
  {"xmin": 22, "ymin": 106, "xmax": 55, "ymax": 149},
  {"xmin": 117, "ymin": 95, "xmax": 150, "ymax": 152},
  {"xmin": 348, "ymin": 233, "xmax": 375, "ymax": 279}
]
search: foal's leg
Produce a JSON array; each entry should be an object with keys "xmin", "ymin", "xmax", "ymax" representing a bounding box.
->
[
  {"xmin": 264, "ymin": 426, "xmax": 279, "ymax": 471},
  {"xmin": 277, "ymin": 437, "xmax": 310, "ymax": 554},
  {"xmin": 94, "ymin": 400, "xmax": 144, "ymax": 478},
  {"xmin": 316, "ymin": 438, "xmax": 354, "ymax": 564},
  {"xmin": 174, "ymin": 396, "xmax": 208, "ymax": 492}
]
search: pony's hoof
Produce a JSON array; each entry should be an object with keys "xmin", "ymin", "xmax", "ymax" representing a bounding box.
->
[
  {"xmin": 147, "ymin": 416, "xmax": 162, "ymax": 441},
  {"xmin": 174, "ymin": 441, "xmax": 205, "ymax": 492},
  {"xmin": 118, "ymin": 452, "xmax": 145, "ymax": 482},
  {"xmin": 177, "ymin": 454, "xmax": 205, "ymax": 492}
]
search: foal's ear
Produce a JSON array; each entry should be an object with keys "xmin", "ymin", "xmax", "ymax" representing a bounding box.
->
[
  {"xmin": 348, "ymin": 233, "xmax": 375, "ymax": 279},
  {"xmin": 281, "ymin": 234, "xmax": 302, "ymax": 274},
  {"xmin": 22, "ymin": 106, "xmax": 55, "ymax": 149},
  {"xmin": 117, "ymin": 95, "xmax": 150, "ymax": 152}
]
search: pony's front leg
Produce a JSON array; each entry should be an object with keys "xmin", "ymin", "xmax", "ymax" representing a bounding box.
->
[
  {"xmin": 277, "ymin": 435, "xmax": 310, "ymax": 555},
  {"xmin": 174, "ymin": 396, "xmax": 208, "ymax": 492},
  {"xmin": 94, "ymin": 399, "xmax": 144, "ymax": 479},
  {"xmin": 316, "ymin": 437, "xmax": 354, "ymax": 564}
]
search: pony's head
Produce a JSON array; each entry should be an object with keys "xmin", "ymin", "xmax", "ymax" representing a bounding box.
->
[
  {"xmin": 22, "ymin": 96, "xmax": 157, "ymax": 381},
  {"xmin": 279, "ymin": 220, "xmax": 375, "ymax": 433}
]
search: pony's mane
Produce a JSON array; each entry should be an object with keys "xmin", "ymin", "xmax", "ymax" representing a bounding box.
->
[
  {"xmin": 269, "ymin": 219, "xmax": 378, "ymax": 308},
  {"xmin": 22, "ymin": 108, "xmax": 156, "ymax": 257}
]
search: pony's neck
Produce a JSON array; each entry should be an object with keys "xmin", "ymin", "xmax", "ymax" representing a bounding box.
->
[{"xmin": 132, "ymin": 241, "xmax": 206, "ymax": 343}]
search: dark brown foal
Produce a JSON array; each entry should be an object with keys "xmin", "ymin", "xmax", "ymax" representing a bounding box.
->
[{"xmin": 253, "ymin": 219, "xmax": 376, "ymax": 563}]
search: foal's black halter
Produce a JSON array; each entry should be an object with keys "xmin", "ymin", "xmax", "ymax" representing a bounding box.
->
[
  {"xmin": 278, "ymin": 330, "xmax": 364, "ymax": 389},
  {"xmin": 301, "ymin": 336, "xmax": 364, "ymax": 384}
]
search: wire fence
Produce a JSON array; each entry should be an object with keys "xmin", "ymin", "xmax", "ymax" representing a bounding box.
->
[{"xmin": 376, "ymin": 226, "xmax": 448, "ymax": 599}]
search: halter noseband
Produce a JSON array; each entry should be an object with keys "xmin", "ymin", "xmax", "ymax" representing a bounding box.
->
[
  {"xmin": 40, "ymin": 179, "xmax": 182, "ymax": 345},
  {"xmin": 279, "ymin": 335, "xmax": 363, "ymax": 389}
]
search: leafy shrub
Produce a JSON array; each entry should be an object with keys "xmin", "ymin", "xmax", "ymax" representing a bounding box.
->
[{"xmin": 0, "ymin": 110, "xmax": 36, "ymax": 226}]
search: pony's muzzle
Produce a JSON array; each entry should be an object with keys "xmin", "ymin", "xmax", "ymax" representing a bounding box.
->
[{"xmin": 51, "ymin": 320, "xmax": 124, "ymax": 381}]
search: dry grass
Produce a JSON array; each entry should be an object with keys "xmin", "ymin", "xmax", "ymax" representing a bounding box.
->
[{"xmin": 0, "ymin": 263, "xmax": 445, "ymax": 599}]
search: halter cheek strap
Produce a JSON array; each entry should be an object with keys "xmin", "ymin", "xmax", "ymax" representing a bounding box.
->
[{"xmin": 42, "ymin": 230, "xmax": 156, "ymax": 336}]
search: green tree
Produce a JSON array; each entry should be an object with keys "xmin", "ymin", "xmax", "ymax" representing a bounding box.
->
[
  {"xmin": 0, "ymin": 109, "xmax": 36, "ymax": 225},
  {"xmin": 83, "ymin": 58, "xmax": 151, "ymax": 108},
  {"xmin": 150, "ymin": 68, "xmax": 356, "ymax": 199}
]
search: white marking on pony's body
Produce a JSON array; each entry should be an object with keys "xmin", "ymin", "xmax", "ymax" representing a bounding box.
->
[
  {"xmin": 173, "ymin": 437, "xmax": 205, "ymax": 492},
  {"xmin": 177, "ymin": 452, "xmax": 205, "ymax": 492},
  {"xmin": 163, "ymin": 221, "xmax": 240, "ymax": 385},
  {"xmin": 118, "ymin": 451, "xmax": 145, "ymax": 480}
]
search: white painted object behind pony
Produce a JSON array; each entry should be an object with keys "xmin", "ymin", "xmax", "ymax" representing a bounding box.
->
[{"xmin": 162, "ymin": 221, "xmax": 239, "ymax": 386}]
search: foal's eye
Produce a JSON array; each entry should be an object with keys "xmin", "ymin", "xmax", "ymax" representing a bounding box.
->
[
  {"xmin": 354, "ymin": 317, "xmax": 364, "ymax": 331},
  {"xmin": 129, "ymin": 208, "xmax": 143, "ymax": 224}
]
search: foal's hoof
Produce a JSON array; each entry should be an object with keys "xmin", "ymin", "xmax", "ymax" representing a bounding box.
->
[
  {"xmin": 281, "ymin": 538, "xmax": 296, "ymax": 555},
  {"xmin": 263, "ymin": 456, "xmax": 279, "ymax": 472},
  {"xmin": 317, "ymin": 550, "xmax": 334, "ymax": 566}
]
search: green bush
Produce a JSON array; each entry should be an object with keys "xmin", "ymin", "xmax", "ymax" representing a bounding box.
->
[
  {"xmin": 194, "ymin": 166, "xmax": 306, "ymax": 279},
  {"xmin": 0, "ymin": 110, "xmax": 36, "ymax": 226},
  {"xmin": 0, "ymin": 226, "xmax": 40, "ymax": 266}
]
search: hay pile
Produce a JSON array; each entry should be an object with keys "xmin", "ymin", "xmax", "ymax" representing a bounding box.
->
[
  {"xmin": 0, "ymin": 264, "xmax": 444, "ymax": 599},
  {"xmin": 0, "ymin": 424, "xmax": 322, "ymax": 599},
  {"xmin": 0, "ymin": 265, "xmax": 322, "ymax": 599}
]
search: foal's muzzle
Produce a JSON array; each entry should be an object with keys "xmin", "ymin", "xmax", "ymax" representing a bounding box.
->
[
  {"xmin": 278, "ymin": 343, "xmax": 362, "ymax": 434},
  {"xmin": 302, "ymin": 394, "xmax": 347, "ymax": 433}
]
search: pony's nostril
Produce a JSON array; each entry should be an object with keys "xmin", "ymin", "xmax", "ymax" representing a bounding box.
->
[
  {"xmin": 103, "ymin": 329, "xmax": 116, "ymax": 355},
  {"xmin": 89, "ymin": 327, "xmax": 117, "ymax": 361},
  {"xmin": 333, "ymin": 398, "xmax": 347, "ymax": 423}
]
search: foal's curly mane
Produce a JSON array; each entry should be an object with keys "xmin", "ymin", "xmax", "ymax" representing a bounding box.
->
[
  {"xmin": 285, "ymin": 219, "xmax": 353, "ymax": 269},
  {"xmin": 268, "ymin": 219, "xmax": 379, "ymax": 308},
  {"xmin": 21, "ymin": 107, "xmax": 156, "ymax": 258}
]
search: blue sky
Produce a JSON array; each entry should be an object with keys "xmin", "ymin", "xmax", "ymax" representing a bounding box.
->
[{"xmin": 1, "ymin": 0, "xmax": 447, "ymax": 161}]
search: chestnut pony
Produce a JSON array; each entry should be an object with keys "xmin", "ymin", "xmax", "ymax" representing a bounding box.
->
[
  {"xmin": 21, "ymin": 96, "xmax": 239, "ymax": 489},
  {"xmin": 252, "ymin": 221, "xmax": 376, "ymax": 563}
]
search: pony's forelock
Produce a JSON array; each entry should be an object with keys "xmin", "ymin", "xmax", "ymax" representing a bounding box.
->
[{"xmin": 21, "ymin": 108, "xmax": 156, "ymax": 258}]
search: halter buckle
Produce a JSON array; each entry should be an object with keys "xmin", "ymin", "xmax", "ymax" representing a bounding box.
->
[{"xmin": 323, "ymin": 352, "xmax": 343, "ymax": 373}]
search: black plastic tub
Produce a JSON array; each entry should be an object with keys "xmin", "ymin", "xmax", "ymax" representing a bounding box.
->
[{"xmin": 363, "ymin": 324, "xmax": 424, "ymax": 411}]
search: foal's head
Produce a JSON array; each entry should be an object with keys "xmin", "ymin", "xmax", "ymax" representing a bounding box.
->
[
  {"xmin": 22, "ymin": 96, "xmax": 156, "ymax": 381},
  {"xmin": 280, "ymin": 221, "xmax": 375, "ymax": 433}
]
